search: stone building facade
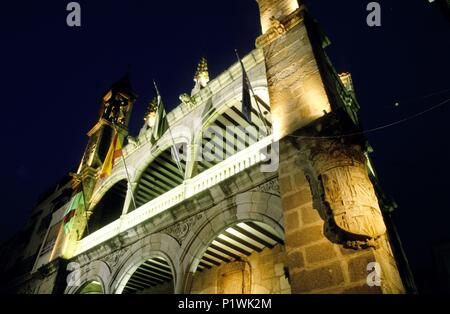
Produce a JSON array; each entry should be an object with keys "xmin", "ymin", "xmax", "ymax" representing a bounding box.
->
[{"xmin": 0, "ymin": 0, "xmax": 409, "ymax": 294}]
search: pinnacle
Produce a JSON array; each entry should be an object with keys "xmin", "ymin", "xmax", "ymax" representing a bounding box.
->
[{"xmin": 195, "ymin": 57, "xmax": 209, "ymax": 81}]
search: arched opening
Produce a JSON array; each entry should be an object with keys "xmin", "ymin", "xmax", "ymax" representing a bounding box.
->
[
  {"xmin": 133, "ymin": 147, "xmax": 186, "ymax": 209},
  {"xmin": 189, "ymin": 221, "xmax": 290, "ymax": 294},
  {"xmin": 119, "ymin": 256, "xmax": 175, "ymax": 294},
  {"xmin": 196, "ymin": 97, "xmax": 272, "ymax": 175},
  {"xmin": 85, "ymin": 179, "xmax": 127, "ymax": 235},
  {"xmin": 76, "ymin": 281, "xmax": 104, "ymax": 294}
]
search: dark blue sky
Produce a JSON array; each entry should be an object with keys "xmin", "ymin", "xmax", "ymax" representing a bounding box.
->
[{"xmin": 0, "ymin": 0, "xmax": 449, "ymax": 292}]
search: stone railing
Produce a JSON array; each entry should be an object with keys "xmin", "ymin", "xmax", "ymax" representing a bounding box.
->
[{"xmin": 74, "ymin": 135, "xmax": 274, "ymax": 255}]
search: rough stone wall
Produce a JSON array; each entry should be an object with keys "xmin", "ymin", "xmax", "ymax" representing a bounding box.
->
[
  {"xmin": 37, "ymin": 274, "xmax": 59, "ymax": 294},
  {"xmin": 256, "ymin": 4, "xmax": 331, "ymax": 141},
  {"xmin": 189, "ymin": 244, "xmax": 290, "ymax": 294},
  {"xmin": 14, "ymin": 271, "xmax": 59, "ymax": 294}
]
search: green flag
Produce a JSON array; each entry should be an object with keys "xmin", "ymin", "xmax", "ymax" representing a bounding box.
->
[
  {"xmin": 151, "ymin": 93, "xmax": 169, "ymax": 143},
  {"xmin": 151, "ymin": 81, "xmax": 184, "ymax": 176},
  {"xmin": 63, "ymin": 192, "xmax": 85, "ymax": 235}
]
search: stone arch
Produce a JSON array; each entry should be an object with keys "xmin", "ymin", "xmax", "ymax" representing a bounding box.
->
[
  {"xmin": 133, "ymin": 135, "xmax": 191, "ymax": 183},
  {"xmin": 199, "ymin": 76, "xmax": 270, "ymax": 133},
  {"xmin": 85, "ymin": 179, "xmax": 128, "ymax": 234},
  {"xmin": 192, "ymin": 81, "xmax": 271, "ymax": 176},
  {"xmin": 131, "ymin": 137, "xmax": 191, "ymax": 209},
  {"xmin": 178, "ymin": 190, "xmax": 284, "ymax": 293},
  {"xmin": 64, "ymin": 260, "xmax": 111, "ymax": 294},
  {"xmin": 109, "ymin": 233, "xmax": 181, "ymax": 294},
  {"xmin": 90, "ymin": 170, "xmax": 128, "ymax": 210}
]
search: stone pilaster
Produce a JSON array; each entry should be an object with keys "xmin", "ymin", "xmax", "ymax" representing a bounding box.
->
[
  {"xmin": 255, "ymin": 2, "xmax": 331, "ymax": 141},
  {"xmin": 122, "ymin": 181, "xmax": 138, "ymax": 215},
  {"xmin": 185, "ymin": 143, "xmax": 202, "ymax": 179}
]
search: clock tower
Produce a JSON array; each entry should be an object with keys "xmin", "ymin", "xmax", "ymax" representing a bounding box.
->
[{"xmin": 60, "ymin": 74, "xmax": 138, "ymax": 258}]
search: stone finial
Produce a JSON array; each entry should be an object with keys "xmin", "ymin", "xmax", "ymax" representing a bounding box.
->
[
  {"xmin": 195, "ymin": 57, "xmax": 208, "ymax": 75},
  {"xmin": 144, "ymin": 97, "xmax": 158, "ymax": 128},
  {"xmin": 192, "ymin": 57, "xmax": 210, "ymax": 95},
  {"xmin": 339, "ymin": 72, "xmax": 355, "ymax": 95}
]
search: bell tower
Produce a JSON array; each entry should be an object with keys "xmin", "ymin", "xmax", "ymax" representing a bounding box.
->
[
  {"xmin": 78, "ymin": 74, "xmax": 137, "ymax": 174},
  {"xmin": 256, "ymin": 0, "xmax": 406, "ymax": 293},
  {"xmin": 73, "ymin": 73, "xmax": 137, "ymax": 206},
  {"xmin": 58, "ymin": 74, "xmax": 138, "ymax": 258}
]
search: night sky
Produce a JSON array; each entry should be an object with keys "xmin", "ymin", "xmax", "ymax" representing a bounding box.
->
[{"xmin": 0, "ymin": 1, "xmax": 449, "ymax": 292}]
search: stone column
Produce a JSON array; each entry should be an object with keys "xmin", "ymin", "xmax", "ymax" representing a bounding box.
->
[
  {"xmin": 184, "ymin": 143, "xmax": 202, "ymax": 179},
  {"xmin": 279, "ymin": 138, "xmax": 405, "ymax": 293},
  {"xmin": 122, "ymin": 181, "xmax": 138, "ymax": 215}
]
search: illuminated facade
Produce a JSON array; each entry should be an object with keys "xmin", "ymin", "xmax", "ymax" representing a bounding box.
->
[{"xmin": 0, "ymin": 0, "xmax": 408, "ymax": 294}]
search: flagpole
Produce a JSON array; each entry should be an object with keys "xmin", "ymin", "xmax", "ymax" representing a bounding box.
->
[
  {"xmin": 112, "ymin": 125, "xmax": 138, "ymax": 211},
  {"xmin": 235, "ymin": 49, "xmax": 271, "ymax": 137},
  {"xmin": 153, "ymin": 80, "xmax": 185, "ymax": 177}
]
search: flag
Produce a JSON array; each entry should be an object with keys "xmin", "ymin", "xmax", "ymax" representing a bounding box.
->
[
  {"xmin": 152, "ymin": 81, "xmax": 184, "ymax": 175},
  {"xmin": 151, "ymin": 88, "xmax": 169, "ymax": 144},
  {"xmin": 99, "ymin": 131, "xmax": 123, "ymax": 179},
  {"xmin": 238, "ymin": 56, "xmax": 252, "ymax": 124},
  {"xmin": 63, "ymin": 192, "xmax": 85, "ymax": 234}
]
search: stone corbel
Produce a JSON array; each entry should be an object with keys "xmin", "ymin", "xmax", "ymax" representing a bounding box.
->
[
  {"xmin": 256, "ymin": 8, "xmax": 303, "ymax": 48},
  {"xmin": 179, "ymin": 93, "xmax": 196, "ymax": 110}
]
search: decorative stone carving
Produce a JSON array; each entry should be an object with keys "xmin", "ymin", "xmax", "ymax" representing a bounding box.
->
[
  {"xmin": 164, "ymin": 213, "xmax": 204, "ymax": 245},
  {"xmin": 253, "ymin": 178, "xmax": 280, "ymax": 196},
  {"xmin": 270, "ymin": 16, "xmax": 286, "ymax": 35},
  {"xmin": 83, "ymin": 140, "xmax": 97, "ymax": 167},
  {"xmin": 255, "ymin": 9, "xmax": 302, "ymax": 48},
  {"xmin": 103, "ymin": 246, "xmax": 131, "ymax": 269},
  {"xmin": 127, "ymin": 136, "xmax": 139, "ymax": 148},
  {"xmin": 179, "ymin": 93, "xmax": 196, "ymax": 109},
  {"xmin": 310, "ymin": 140, "xmax": 386, "ymax": 248}
]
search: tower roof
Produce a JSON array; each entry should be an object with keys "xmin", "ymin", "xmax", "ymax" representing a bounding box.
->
[{"xmin": 103, "ymin": 73, "xmax": 138, "ymax": 101}]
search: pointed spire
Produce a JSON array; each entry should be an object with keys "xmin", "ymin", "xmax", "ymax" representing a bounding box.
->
[
  {"xmin": 146, "ymin": 97, "xmax": 159, "ymax": 116},
  {"xmin": 195, "ymin": 57, "xmax": 209, "ymax": 82},
  {"xmin": 111, "ymin": 72, "xmax": 135, "ymax": 97},
  {"xmin": 192, "ymin": 57, "xmax": 210, "ymax": 95},
  {"xmin": 143, "ymin": 97, "xmax": 158, "ymax": 127}
]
